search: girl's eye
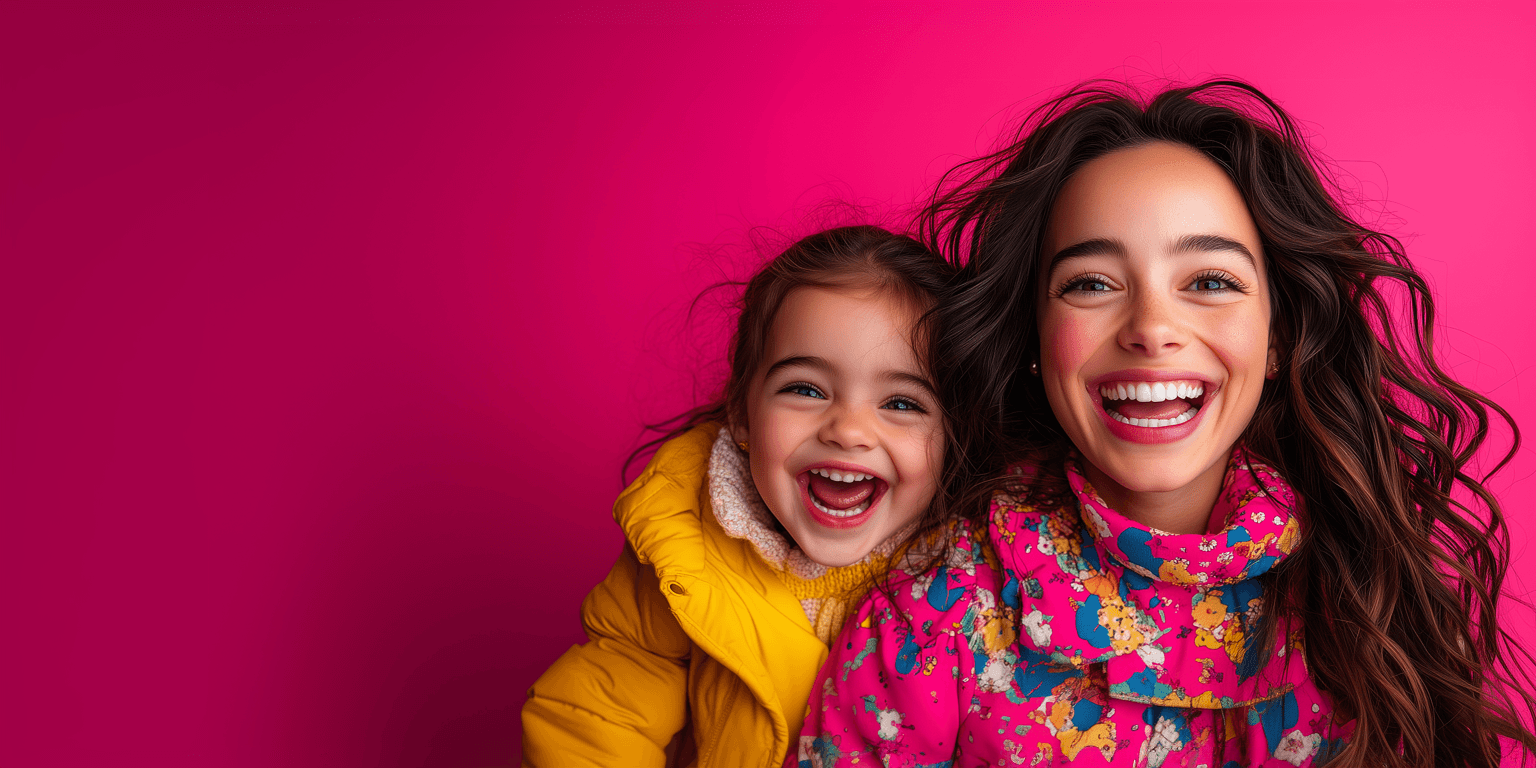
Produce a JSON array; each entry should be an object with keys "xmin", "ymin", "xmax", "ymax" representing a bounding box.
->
[
  {"xmin": 882, "ymin": 397, "xmax": 927, "ymax": 414},
  {"xmin": 780, "ymin": 383, "xmax": 826, "ymax": 399}
]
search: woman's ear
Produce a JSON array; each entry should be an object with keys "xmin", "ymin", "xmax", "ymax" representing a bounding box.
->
[{"xmin": 1265, "ymin": 346, "xmax": 1280, "ymax": 380}]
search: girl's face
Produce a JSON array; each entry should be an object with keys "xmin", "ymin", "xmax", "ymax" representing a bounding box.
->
[
  {"xmin": 735, "ymin": 285, "xmax": 943, "ymax": 567},
  {"xmin": 1038, "ymin": 142, "xmax": 1275, "ymax": 520}
]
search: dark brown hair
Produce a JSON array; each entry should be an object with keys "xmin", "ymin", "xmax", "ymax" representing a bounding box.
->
[
  {"xmin": 921, "ymin": 80, "xmax": 1536, "ymax": 766},
  {"xmin": 627, "ymin": 224, "xmax": 960, "ymax": 549}
]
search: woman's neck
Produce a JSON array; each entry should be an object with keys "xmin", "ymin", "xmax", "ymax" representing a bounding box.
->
[{"xmin": 1080, "ymin": 457, "xmax": 1228, "ymax": 535}]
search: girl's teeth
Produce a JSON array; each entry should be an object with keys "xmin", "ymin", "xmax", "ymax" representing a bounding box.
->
[
  {"xmin": 811, "ymin": 468, "xmax": 872, "ymax": 482},
  {"xmin": 809, "ymin": 495, "xmax": 873, "ymax": 518}
]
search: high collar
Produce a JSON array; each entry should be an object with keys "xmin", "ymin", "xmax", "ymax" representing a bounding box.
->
[
  {"xmin": 1065, "ymin": 453, "xmax": 1301, "ymax": 588},
  {"xmin": 987, "ymin": 451, "xmax": 1308, "ymax": 709}
]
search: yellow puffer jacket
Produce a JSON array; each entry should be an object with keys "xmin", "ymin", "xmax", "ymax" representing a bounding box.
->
[{"xmin": 521, "ymin": 425, "xmax": 831, "ymax": 767}]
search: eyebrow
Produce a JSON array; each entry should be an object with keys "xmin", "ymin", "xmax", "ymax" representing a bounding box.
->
[
  {"xmin": 763, "ymin": 355, "xmax": 937, "ymax": 397},
  {"xmin": 887, "ymin": 371, "xmax": 937, "ymax": 397},
  {"xmin": 1173, "ymin": 234, "xmax": 1257, "ymax": 268},
  {"xmin": 1047, "ymin": 234, "xmax": 1257, "ymax": 271},
  {"xmin": 1047, "ymin": 237, "xmax": 1124, "ymax": 271},
  {"xmin": 763, "ymin": 355, "xmax": 829, "ymax": 380}
]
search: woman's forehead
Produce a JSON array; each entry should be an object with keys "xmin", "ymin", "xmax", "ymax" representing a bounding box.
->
[{"xmin": 1045, "ymin": 142, "xmax": 1262, "ymax": 266}]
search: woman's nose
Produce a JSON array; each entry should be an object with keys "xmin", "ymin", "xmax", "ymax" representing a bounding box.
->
[
  {"xmin": 818, "ymin": 404, "xmax": 876, "ymax": 451},
  {"xmin": 1118, "ymin": 290, "xmax": 1186, "ymax": 356}
]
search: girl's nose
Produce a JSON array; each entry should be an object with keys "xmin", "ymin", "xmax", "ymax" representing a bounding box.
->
[
  {"xmin": 818, "ymin": 405, "xmax": 876, "ymax": 451},
  {"xmin": 1117, "ymin": 290, "xmax": 1187, "ymax": 356}
]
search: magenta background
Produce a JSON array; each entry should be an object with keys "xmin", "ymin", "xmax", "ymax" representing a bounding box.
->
[{"xmin": 3, "ymin": 2, "xmax": 1533, "ymax": 766}]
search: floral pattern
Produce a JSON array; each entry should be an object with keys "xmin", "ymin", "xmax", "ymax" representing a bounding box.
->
[{"xmin": 792, "ymin": 454, "xmax": 1353, "ymax": 767}]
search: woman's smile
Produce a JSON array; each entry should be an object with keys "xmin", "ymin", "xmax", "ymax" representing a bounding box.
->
[{"xmin": 1088, "ymin": 369, "xmax": 1215, "ymax": 443}]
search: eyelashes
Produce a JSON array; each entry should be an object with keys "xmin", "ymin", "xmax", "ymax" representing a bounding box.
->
[
  {"xmin": 1188, "ymin": 270, "xmax": 1251, "ymax": 293},
  {"xmin": 882, "ymin": 396, "xmax": 928, "ymax": 414},
  {"xmin": 1050, "ymin": 271, "xmax": 1114, "ymax": 297},
  {"xmin": 776, "ymin": 382, "xmax": 930, "ymax": 414},
  {"xmin": 1049, "ymin": 269, "xmax": 1252, "ymax": 296},
  {"xmin": 778, "ymin": 382, "xmax": 827, "ymax": 399}
]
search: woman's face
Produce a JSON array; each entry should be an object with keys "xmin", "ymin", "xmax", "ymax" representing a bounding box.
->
[{"xmin": 1038, "ymin": 141, "xmax": 1275, "ymax": 513}]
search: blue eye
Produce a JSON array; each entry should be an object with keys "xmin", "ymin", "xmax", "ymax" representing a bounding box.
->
[
  {"xmin": 1187, "ymin": 271, "xmax": 1249, "ymax": 293},
  {"xmin": 883, "ymin": 397, "xmax": 927, "ymax": 414},
  {"xmin": 1057, "ymin": 274, "xmax": 1114, "ymax": 296},
  {"xmin": 781, "ymin": 383, "xmax": 826, "ymax": 399}
]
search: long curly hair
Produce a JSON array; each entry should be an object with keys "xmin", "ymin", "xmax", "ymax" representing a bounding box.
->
[{"xmin": 920, "ymin": 79, "xmax": 1536, "ymax": 767}]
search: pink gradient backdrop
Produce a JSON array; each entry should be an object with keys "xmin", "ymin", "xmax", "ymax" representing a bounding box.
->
[{"xmin": 3, "ymin": 2, "xmax": 1532, "ymax": 765}]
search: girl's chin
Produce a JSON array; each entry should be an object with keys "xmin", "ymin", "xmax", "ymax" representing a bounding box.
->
[{"xmin": 795, "ymin": 537, "xmax": 877, "ymax": 569}]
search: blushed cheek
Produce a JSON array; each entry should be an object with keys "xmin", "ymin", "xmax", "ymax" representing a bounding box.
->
[
  {"xmin": 1040, "ymin": 311, "xmax": 1100, "ymax": 372},
  {"xmin": 1207, "ymin": 312, "xmax": 1271, "ymax": 424},
  {"xmin": 1215, "ymin": 313, "xmax": 1270, "ymax": 371}
]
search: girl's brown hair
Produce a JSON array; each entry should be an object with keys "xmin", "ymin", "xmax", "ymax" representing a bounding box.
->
[{"xmin": 921, "ymin": 80, "xmax": 1536, "ymax": 766}]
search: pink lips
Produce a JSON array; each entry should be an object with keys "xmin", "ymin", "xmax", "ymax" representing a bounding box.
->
[
  {"xmin": 1090, "ymin": 369, "xmax": 1216, "ymax": 445},
  {"xmin": 797, "ymin": 461, "xmax": 887, "ymax": 530}
]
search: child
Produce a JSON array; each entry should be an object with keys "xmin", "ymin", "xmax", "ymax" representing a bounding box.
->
[
  {"xmin": 795, "ymin": 82, "xmax": 1536, "ymax": 766},
  {"xmin": 522, "ymin": 225, "xmax": 958, "ymax": 766}
]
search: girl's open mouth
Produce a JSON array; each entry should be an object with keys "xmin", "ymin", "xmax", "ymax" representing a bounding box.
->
[
  {"xmin": 799, "ymin": 467, "xmax": 887, "ymax": 528},
  {"xmin": 1099, "ymin": 379, "xmax": 1209, "ymax": 427}
]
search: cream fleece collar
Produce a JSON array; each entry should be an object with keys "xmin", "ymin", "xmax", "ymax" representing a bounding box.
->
[{"xmin": 706, "ymin": 428, "xmax": 914, "ymax": 581}]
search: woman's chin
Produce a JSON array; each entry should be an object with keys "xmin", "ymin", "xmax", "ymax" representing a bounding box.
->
[{"xmin": 1080, "ymin": 447, "xmax": 1227, "ymax": 497}]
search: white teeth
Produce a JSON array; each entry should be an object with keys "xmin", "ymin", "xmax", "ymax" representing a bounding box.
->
[
  {"xmin": 809, "ymin": 495, "xmax": 873, "ymax": 518},
  {"xmin": 811, "ymin": 468, "xmax": 872, "ymax": 483},
  {"xmin": 1097, "ymin": 381, "xmax": 1206, "ymax": 402},
  {"xmin": 1106, "ymin": 405, "xmax": 1199, "ymax": 428}
]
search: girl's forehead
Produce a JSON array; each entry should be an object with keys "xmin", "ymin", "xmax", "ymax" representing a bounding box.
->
[
  {"xmin": 770, "ymin": 285, "xmax": 920, "ymax": 338},
  {"xmin": 761, "ymin": 285, "xmax": 926, "ymax": 368}
]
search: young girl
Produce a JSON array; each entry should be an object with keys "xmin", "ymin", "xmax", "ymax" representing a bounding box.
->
[
  {"xmin": 522, "ymin": 225, "xmax": 959, "ymax": 766},
  {"xmin": 795, "ymin": 83, "xmax": 1536, "ymax": 767}
]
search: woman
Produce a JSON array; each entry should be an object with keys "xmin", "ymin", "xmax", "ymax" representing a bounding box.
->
[{"xmin": 793, "ymin": 81, "xmax": 1536, "ymax": 767}]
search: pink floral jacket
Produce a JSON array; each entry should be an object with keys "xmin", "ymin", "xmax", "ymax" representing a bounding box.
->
[{"xmin": 792, "ymin": 456, "xmax": 1353, "ymax": 767}]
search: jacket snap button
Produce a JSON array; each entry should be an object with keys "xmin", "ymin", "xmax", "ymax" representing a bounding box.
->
[{"xmin": 668, "ymin": 583, "xmax": 687, "ymax": 596}]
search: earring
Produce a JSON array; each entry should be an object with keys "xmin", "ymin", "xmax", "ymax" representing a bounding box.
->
[
  {"xmin": 736, "ymin": 440, "xmax": 749, "ymax": 453},
  {"xmin": 1029, "ymin": 359, "xmax": 1040, "ymax": 376},
  {"xmin": 1266, "ymin": 361, "xmax": 1280, "ymax": 379}
]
